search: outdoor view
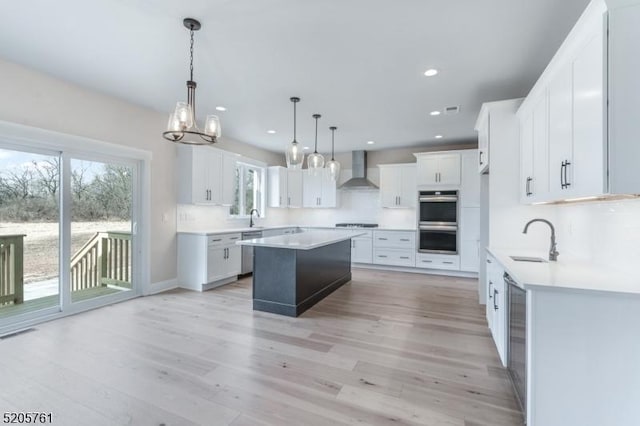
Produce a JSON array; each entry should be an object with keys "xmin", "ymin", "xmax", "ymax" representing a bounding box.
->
[{"xmin": 0, "ymin": 148, "xmax": 133, "ymax": 319}]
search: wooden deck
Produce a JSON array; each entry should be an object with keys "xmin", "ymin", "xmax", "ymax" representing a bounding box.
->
[
  {"xmin": 0, "ymin": 268, "xmax": 523, "ymax": 425},
  {"xmin": 0, "ymin": 286, "xmax": 127, "ymax": 320}
]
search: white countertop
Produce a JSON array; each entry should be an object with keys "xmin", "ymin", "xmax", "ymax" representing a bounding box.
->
[
  {"xmin": 177, "ymin": 225, "xmax": 296, "ymax": 236},
  {"xmin": 488, "ymin": 247, "xmax": 640, "ymax": 296},
  {"xmin": 237, "ymin": 230, "xmax": 365, "ymax": 250},
  {"xmin": 178, "ymin": 225, "xmax": 416, "ymax": 236}
]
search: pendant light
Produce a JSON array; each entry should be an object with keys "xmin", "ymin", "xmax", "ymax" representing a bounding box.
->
[
  {"xmin": 307, "ymin": 114, "xmax": 325, "ymax": 173},
  {"xmin": 326, "ymin": 126, "xmax": 341, "ymax": 182},
  {"xmin": 285, "ymin": 97, "xmax": 304, "ymax": 169},
  {"xmin": 163, "ymin": 18, "xmax": 221, "ymax": 145}
]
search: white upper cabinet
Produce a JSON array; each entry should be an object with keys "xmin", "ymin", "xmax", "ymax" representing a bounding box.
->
[
  {"xmin": 476, "ymin": 110, "xmax": 490, "ymax": 174},
  {"xmin": 302, "ymin": 169, "xmax": 336, "ymax": 208},
  {"xmin": 287, "ymin": 170, "xmax": 303, "ymax": 208},
  {"xmin": 177, "ymin": 146, "xmax": 236, "ymax": 206},
  {"xmin": 517, "ymin": 0, "xmax": 640, "ymax": 203},
  {"xmin": 268, "ymin": 166, "xmax": 288, "ymax": 208},
  {"xmin": 460, "ymin": 150, "xmax": 481, "ymax": 207},
  {"xmin": 415, "ymin": 153, "xmax": 461, "ymax": 186},
  {"xmin": 268, "ymin": 167, "xmax": 306, "ymax": 208},
  {"xmin": 548, "ymin": 62, "xmax": 574, "ymax": 199},
  {"xmin": 378, "ymin": 164, "xmax": 416, "ymax": 208}
]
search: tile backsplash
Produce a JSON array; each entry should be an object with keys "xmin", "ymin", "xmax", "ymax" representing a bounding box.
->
[{"xmin": 554, "ymin": 198, "xmax": 640, "ymax": 274}]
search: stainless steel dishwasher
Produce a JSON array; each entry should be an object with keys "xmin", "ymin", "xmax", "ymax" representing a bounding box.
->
[
  {"xmin": 506, "ymin": 272, "xmax": 527, "ymax": 415},
  {"xmin": 241, "ymin": 230, "xmax": 263, "ymax": 275}
]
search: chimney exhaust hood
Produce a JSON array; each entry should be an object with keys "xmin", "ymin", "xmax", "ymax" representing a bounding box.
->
[{"xmin": 339, "ymin": 151, "xmax": 379, "ymax": 189}]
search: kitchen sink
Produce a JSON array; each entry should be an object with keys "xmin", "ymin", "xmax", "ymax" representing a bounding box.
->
[{"xmin": 510, "ymin": 256, "xmax": 548, "ymax": 263}]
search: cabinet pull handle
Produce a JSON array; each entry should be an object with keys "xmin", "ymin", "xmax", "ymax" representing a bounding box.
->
[
  {"xmin": 422, "ymin": 260, "xmax": 433, "ymax": 263},
  {"xmin": 211, "ymin": 239, "xmax": 222, "ymax": 242},
  {"xmin": 560, "ymin": 161, "xmax": 566, "ymax": 189},
  {"xmin": 488, "ymin": 281, "xmax": 493, "ymax": 299},
  {"xmin": 400, "ymin": 256, "xmax": 410, "ymax": 260},
  {"xmin": 486, "ymin": 259, "xmax": 492, "ymax": 264},
  {"xmin": 564, "ymin": 160, "xmax": 571, "ymax": 188},
  {"xmin": 526, "ymin": 177, "xmax": 533, "ymax": 196},
  {"xmin": 398, "ymin": 196, "xmax": 401, "ymax": 205},
  {"xmin": 443, "ymin": 261, "xmax": 453, "ymax": 264},
  {"xmin": 378, "ymin": 255, "xmax": 388, "ymax": 258},
  {"xmin": 493, "ymin": 289, "xmax": 499, "ymax": 311},
  {"xmin": 435, "ymin": 172, "xmax": 438, "ymax": 183},
  {"xmin": 400, "ymin": 239, "xmax": 410, "ymax": 242},
  {"xmin": 378, "ymin": 238, "xmax": 388, "ymax": 240},
  {"xmin": 288, "ymin": 196, "xmax": 291, "ymax": 205},
  {"xmin": 479, "ymin": 151, "xmax": 483, "ymax": 165}
]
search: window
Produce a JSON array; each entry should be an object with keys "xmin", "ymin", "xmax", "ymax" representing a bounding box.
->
[{"xmin": 230, "ymin": 162, "xmax": 265, "ymax": 217}]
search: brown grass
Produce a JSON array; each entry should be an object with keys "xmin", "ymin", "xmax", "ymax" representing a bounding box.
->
[{"xmin": 0, "ymin": 221, "xmax": 130, "ymax": 283}]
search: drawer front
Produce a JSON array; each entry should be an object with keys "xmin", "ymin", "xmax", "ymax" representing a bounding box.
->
[
  {"xmin": 373, "ymin": 248, "xmax": 416, "ymax": 267},
  {"xmin": 373, "ymin": 231, "xmax": 416, "ymax": 249},
  {"xmin": 416, "ymin": 253, "xmax": 460, "ymax": 270},
  {"xmin": 208, "ymin": 233, "xmax": 241, "ymax": 246}
]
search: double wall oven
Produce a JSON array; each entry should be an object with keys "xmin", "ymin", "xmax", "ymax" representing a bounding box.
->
[{"xmin": 418, "ymin": 190, "xmax": 458, "ymax": 254}]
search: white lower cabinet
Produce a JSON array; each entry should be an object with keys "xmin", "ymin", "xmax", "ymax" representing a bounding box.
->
[
  {"xmin": 178, "ymin": 233, "xmax": 241, "ymax": 291},
  {"xmin": 416, "ymin": 253, "xmax": 460, "ymax": 270},
  {"xmin": 350, "ymin": 230, "xmax": 373, "ymax": 264},
  {"xmin": 373, "ymin": 231, "xmax": 415, "ymax": 267},
  {"xmin": 486, "ymin": 252, "xmax": 507, "ymax": 366}
]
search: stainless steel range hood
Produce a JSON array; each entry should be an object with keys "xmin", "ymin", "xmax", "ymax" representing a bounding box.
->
[{"xmin": 339, "ymin": 150, "xmax": 379, "ymax": 189}]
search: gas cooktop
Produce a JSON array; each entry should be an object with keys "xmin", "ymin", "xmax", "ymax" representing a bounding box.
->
[{"xmin": 335, "ymin": 223, "xmax": 379, "ymax": 228}]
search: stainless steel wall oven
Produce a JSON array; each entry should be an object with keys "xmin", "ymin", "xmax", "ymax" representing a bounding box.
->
[{"xmin": 418, "ymin": 191, "xmax": 458, "ymax": 254}]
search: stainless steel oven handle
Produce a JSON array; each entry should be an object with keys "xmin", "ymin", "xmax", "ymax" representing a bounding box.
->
[
  {"xmin": 418, "ymin": 196, "xmax": 458, "ymax": 202},
  {"xmin": 419, "ymin": 225, "xmax": 458, "ymax": 231}
]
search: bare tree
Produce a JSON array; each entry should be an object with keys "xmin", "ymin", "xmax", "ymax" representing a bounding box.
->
[
  {"xmin": 0, "ymin": 166, "xmax": 35, "ymax": 199},
  {"xmin": 71, "ymin": 162, "xmax": 90, "ymax": 200},
  {"xmin": 32, "ymin": 158, "xmax": 59, "ymax": 198}
]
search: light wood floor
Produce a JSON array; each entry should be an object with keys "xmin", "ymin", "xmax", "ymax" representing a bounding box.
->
[{"xmin": 0, "ymin": 269, "xmax": 523, "ymax": 426}]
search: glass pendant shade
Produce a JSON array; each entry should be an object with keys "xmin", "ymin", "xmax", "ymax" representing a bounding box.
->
[
  {"xmin": 172, "ymin": 101, "xmax": 193, "ymax": 130},
  {"xmin": 307, "ymin": 152, "xmax": 325, "ymax": 172},
  {"xmin": 285, "ymin": 97, "xmax": 304, "ymax": 169},
  {"xmin": 326, "ymin": 159, "xmax": 341, "ymax": 181},
  {"xmin": 286, "ymin": 142, "xmax": 304, "ymax": 169},
  {"xmin": 327, "ymin": 126, "xmax": 341, "ymax": 181},
  {"xmin": 204, "ymin": 115, "xmax": 221, "ymax": 137},
  {"xmin": 308, "ymin": 113, "xmax": 325, "ymax": 174}
]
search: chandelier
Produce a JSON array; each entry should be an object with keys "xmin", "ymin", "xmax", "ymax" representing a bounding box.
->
[{"xmin": 163, "ymin": 18, "xmax": 221, "ymax": 145}]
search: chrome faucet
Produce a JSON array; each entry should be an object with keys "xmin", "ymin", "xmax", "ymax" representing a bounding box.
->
[
  {"xmin": 249, "ymin": 209, "xmax": 260, "ymax": 228},
  {"xmin": 523, "ymin": 218, "xmax": 559, "ymax": 261}
]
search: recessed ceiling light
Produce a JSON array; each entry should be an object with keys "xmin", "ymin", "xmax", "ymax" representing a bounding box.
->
[
  {"xmin": 267, "ymin": 130, "xmax": 276, "ymax": 134},
  {"xmin": 367, "ymin": 141, "xmax": 375, "ymax": 145},
  {"xmin": 303, "ymin": 146, "xmax": 310, "ymax": 150},
  {"xmin": 424, "ymin": 69, "xmax": 439, "ymax": 77},
  {"xmin": 215, "ymin": 106, "xmax": 227, "ymax": 111},
  {"xmin": 435, "ymin": 134, "xmax": 444, "ymax": 139},
  {"xmin": 430, "ymin": 111, "xmax": 441, "ymax": 116}
]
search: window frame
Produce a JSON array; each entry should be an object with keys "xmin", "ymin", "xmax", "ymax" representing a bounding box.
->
[{"xmin": 229, "ymin": 161, "xmax": 266, "ymax": 219}]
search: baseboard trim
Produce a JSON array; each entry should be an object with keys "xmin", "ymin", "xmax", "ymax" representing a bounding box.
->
[
  {"xmin": 146, "ymin": 278, "xmax": 178, "ymax": 295},
  {"xmin": 352, "ymin": 263, "xmax": 478, "ymax": 279}
]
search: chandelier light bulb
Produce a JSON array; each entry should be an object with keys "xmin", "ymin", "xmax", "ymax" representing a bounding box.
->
[{"xmin": 204, "ymin": 115, "xmax": 221, "ymax": 137}]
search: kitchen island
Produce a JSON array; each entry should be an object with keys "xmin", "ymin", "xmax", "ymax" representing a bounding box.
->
[{"xmin": 237, "ymin": 230, "xmax": 363, "ymax": 317}]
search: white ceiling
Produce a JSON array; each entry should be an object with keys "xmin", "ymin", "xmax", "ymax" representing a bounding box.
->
[{"xmin": 0, "ymin": 0, "xmax": 590, "ymax": 154}]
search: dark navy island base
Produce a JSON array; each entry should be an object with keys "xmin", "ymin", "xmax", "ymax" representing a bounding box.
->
[{"xmin": 252, "ymin": 239, "xmax": 352, "ymax": 317}]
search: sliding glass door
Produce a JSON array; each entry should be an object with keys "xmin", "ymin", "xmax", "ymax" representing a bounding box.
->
[
  {"xmin": 0, "ymin": 148, "xmax": 61, "ymax": 321},
  {"xmin": 69, "ymin": 158, "xmax": 135, "ymax": 304},
  {"xmin": 0, "ymin": 145, "xmax": 141, "ymax": 330}
]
